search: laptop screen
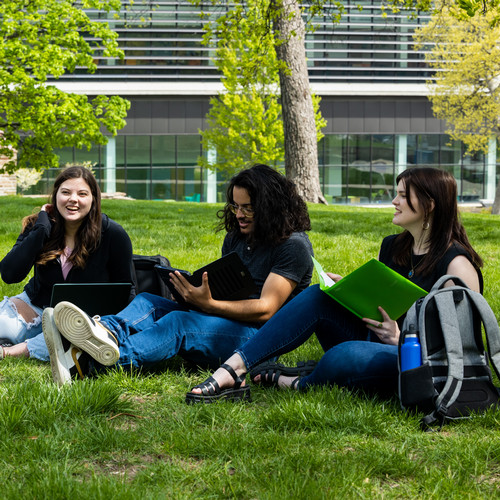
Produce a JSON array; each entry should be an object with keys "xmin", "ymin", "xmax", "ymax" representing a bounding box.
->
[{"xmin": 50, "ymin": 283, "xmax": 132, "ymax": 317}]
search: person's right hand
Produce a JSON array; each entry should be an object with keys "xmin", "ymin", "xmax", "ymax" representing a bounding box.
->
[{"xmin": 169, "ymin": 270, "xmax": 213, "ymax": 311}]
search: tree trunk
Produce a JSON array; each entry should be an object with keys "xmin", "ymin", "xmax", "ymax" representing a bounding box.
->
[
  {"xmin": 272, "ymin": 0, "xmax": 327, "ymax": 204},
  {"xmin": 492, "ymin": 178, "xmax": 500, "ymax": 215}
]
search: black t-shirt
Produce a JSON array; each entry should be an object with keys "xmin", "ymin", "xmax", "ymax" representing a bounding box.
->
[
  {"xmin": 379, "ymin": 233, "xmax": 483, "ymax": 293},
  {"xmin": 221, "ymin": 231, "xmax": 314, "ymax": 302}
]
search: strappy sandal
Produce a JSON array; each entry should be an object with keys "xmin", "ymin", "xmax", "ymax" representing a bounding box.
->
[
  {"xmin": 249, "ymin": 360, "xmax": 318, "ymax": 388},
  {"xmin": 185, "ymin": 363, "xmax": 251, "ymax": 404}
]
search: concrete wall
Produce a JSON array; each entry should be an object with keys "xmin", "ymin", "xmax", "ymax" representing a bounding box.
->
[{"xmin": 0, "ymin": 155, "xmax": 16, "ymax": 196}]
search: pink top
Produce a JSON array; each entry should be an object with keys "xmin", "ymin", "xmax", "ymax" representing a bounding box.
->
[{"xmin": 60, "ymin": 247, "xmax": 74, "ymax": 280}]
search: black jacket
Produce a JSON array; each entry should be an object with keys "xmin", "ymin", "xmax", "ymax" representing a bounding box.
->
[{"xmin": 0, "ymin": 211, "xmax": 134, "ymax": 308}]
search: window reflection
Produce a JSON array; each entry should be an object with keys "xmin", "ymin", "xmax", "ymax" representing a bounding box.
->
[{"xmin": 35, "ymin": 133, "xmax": 492, "ymax": 203}]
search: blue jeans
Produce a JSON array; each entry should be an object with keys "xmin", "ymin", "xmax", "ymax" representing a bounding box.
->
[
  {"xmin": 0, "ymin": 291, "xmax": 51, "ymax": 361},
  {"xmin": 100, "ymin": 293, "xmax": 261, "ymax": 370},
  {"xmin": 235, "ymin": 285, "xmax": 398, "ymax": 395}
]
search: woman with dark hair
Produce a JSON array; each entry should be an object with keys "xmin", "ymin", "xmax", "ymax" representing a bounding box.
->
[
  {"xmin": 186, "ymin": 167, "xmax": 483, "ymax": 402},
  {"xmin": 0, "ymin": 166, "xmax": 134, "ymax": 361},
  {"xmin": 43, "ymin": 163, "xmax": 314, "ymax": 386}
]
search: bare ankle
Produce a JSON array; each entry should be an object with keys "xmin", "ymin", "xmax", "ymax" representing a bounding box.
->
[
  {"xmin": 226, "ymin": 353, "xmax": 247, "ymax": 377},
  {"xmin": 3, "ymin": 342, "xmax": 30, "ymax": 359}
]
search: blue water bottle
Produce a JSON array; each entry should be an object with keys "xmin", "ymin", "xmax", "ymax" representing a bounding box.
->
[{"xmin": 401, "ymin": 325, "xmax": 421, "ymax": 371}]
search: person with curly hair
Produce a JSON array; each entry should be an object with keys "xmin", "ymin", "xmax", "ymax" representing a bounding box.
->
[
  {"xmin": 186, "ymin": 167, "xmax": 483, "ymax": 403},
  {"xmin": 44, "ymin": 164, "xmax": 314, "ymax": 385},
  {"xmin": 0, "ymin": 166, "xmax": 134, "ymax": 362}
]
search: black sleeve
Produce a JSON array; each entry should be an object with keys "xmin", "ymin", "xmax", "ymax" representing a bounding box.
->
[
  {"xmin": 0, "ymin": 211, "xmax": 52, "ymax": 284},
  {"xmin": 105, "ymin": 221, "xmax": 135, "ymax": 300},
  {"xmin": 269, "ymin": 234, "xmax": 313, "ymax": 286}
]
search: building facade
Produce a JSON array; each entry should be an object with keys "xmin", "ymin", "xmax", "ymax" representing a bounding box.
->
[{"xmin": 24, "ymin": 0, "xmax": 498, "ymax": 203}]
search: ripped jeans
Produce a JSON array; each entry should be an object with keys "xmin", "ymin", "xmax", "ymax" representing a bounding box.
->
[{"xmin": 0, "ymin": 291, "xmax": 51, "ymax": 361}]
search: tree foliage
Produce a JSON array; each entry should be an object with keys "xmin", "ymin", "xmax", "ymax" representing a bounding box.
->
[
  {"xmin": 198, "ymin": 0, "xmax": 286, "ymax": 174},
  {"xmin": 414, "ymin": 5, "xmax": 500, "ymax": 153},
  {"xmin": 193, "ymin": 0, "xmax": 326, "ymax": 200},
  {"xmin": 414, "ymin": 2, "xmax": 500, "ymax": 213},
  {"xmin": 0, "ymin": 0, "xmax": 130, "ymax": 173},
  {"xmin": 200, "ymin": 92, "xmax": 285, "ymax": 175}
]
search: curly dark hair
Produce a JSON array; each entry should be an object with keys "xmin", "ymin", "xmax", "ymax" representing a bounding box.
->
[
  {"xmin": 217, "ymin": 164, "xmax": 311, "ymax": 246},
  {"xmin": 392, "ymin": 167, "xmax": 482, "ymax": 276},
  {"xmin": 23, "ymin": 166, "xmax": 102, "ymax": 269}
]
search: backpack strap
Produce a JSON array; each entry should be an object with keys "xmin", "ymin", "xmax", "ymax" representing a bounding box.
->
[
  {"xmin": 464, "ymin": 290, "xmax": 500, "ymax": 381},
  {"xmin": 431, "ymin": 274, "xmax": 469, "ymax": 291},
  {"xmin": 432, "ymin": 290, "xmax": 465, "ymax": 418},
  {"xmin": 436, "ymin": 276, "xmax": 500, "ymax": 380}
]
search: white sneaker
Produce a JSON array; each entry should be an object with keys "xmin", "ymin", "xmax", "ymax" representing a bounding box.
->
[
  {"xmin": 42, "ymin": 308, "xmax": 90, "ymax": 386},
  {"xmin": 53, "ymin": 301, "xmax": 120, "ymax": 366}
]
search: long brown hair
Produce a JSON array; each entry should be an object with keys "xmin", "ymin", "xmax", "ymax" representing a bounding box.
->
[
  {"xmin": 392, "ymin": 167, "xmax": 482, "ymax": 275},
  {"xmin": 23, "ymin": 166, "xmax": 102, "ymax": 268}
]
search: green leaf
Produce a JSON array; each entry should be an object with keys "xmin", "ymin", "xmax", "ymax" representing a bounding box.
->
[{"xmin": 0, "ymin": 0, "xmax": 129, "ymax": 172}]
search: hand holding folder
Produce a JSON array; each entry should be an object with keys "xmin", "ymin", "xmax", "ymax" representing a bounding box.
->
[{"xmin": 312, "ymin": 257, "xmax": 428, "ymax": 322}]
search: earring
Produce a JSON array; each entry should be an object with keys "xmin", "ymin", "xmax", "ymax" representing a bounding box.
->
[{"xmin": 422, "ymin": 221, "xmax": 430, "ymax": 230}]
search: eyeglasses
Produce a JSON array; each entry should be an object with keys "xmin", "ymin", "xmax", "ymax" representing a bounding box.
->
[{"xmin": 228, "ymin": 203, "xmax": 254, "ymax": 218}]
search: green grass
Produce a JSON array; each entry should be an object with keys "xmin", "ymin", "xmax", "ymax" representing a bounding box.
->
[{"xmin": 1, "ymin": 196, "xmax": 500, "ymax": 499}]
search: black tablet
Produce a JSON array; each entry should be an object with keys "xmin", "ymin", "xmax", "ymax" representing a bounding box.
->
[{"xmin": 155, "ymin": 252, "xmax": 257, "ymax": 304}]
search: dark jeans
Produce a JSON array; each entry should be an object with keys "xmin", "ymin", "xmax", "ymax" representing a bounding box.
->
[{"xmin": 235, "ymin": 285, "xmax": 398, "ymax": 394}]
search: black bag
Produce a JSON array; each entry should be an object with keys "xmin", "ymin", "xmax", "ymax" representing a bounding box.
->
[
  {"xmin": 398, "ymin": 275, "xmax": 500, "ymax": 430},
  {"xmin": 132, "ymin": 254, "xmax": 172, "ymax": 300}
]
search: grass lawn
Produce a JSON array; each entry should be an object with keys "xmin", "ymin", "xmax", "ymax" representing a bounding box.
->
[{"xmin": 1, "ymin": 196, "xmax": 499, "ymax": 499}]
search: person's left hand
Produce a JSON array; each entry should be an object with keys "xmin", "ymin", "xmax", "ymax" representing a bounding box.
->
[
  {"xmin": 169, "ymin": 270, "xmax": 212, "ymax": 309},
  {"xmin": 363, "ymin": 306, "xmax": 400, "ymax": 345},
  {"xmin": 326, "ymin": 272, "xmax": 343, "ymax": 283}
]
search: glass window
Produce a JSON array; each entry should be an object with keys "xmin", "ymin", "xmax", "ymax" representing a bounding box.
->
[
  {"xmin": 74, "ymin": 145, "xmax": 100, "ymax": 167},
  {"xmin": 440, "ymin": 136, "xmax": 461, "ymax": 167},
  {"xmin": 319, "ymin": 135, "xmax": 348, "ymax": 202},
  {"xmin": 125, "ymin": 136, "xmax": 151, "ymax": 199},
  {"xmin": 347, "ymin": 135, "xmax": 371, "ymax": 203},
  {"xmin": 406, "ymin": 135, "xmax": 417, "ymax": 166},
  {"xmin": 372, "ymin": 135, "xmax": 394, "ymax": 202},
  {"xmin": 321, "ymin": 135, "xmax": 346, "ymax": 167},
  {"xmin": 462, "ymin": 149, "xmax": 484, "ymax": 201},
  {"xmin": 415, "ymin": 135, "xmax": 439, "ymax": 165},
  {"xmin": 114, "ymin": 136, "xmax": 127, "ymax": 194},
  {"xmin": 177, "ymin": 135, "xmax": 202, "ymax": 201},
  {"xmin": 54, "ymin": 147, "xmax": 75, "ymax": 166},
  {"xmin": 74, "ymin": 144, "xmax": 102, "ymax": 183},
  {"xmin": 347, "ymin": 134, "xmax": 371, "ymax": 165},
  {"xmin": 323, "ymin": 166, "xmax": 348, "ymax": 203},
  {"xmin": 152, "ymin": 136, "xmax": 176, "ymax": 200}
]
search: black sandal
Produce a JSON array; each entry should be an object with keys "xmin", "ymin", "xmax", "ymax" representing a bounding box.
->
[
  {"xmin": 249, "ymin": 360, "xmax": 317, "ymax": 388},
  {"xmin": 185, "ymin": 363, "xmax": 251, "ymax": 404}
]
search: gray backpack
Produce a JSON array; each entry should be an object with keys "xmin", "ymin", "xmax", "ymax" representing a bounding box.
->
[{"xmin": 398, "ymin": 275, "xmax": 500, "ymax": 429}]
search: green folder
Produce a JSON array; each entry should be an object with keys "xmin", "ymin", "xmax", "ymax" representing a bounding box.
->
[{"xmin": 312, "ymin": 257, "xmax": 428, "ymax": 322}]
